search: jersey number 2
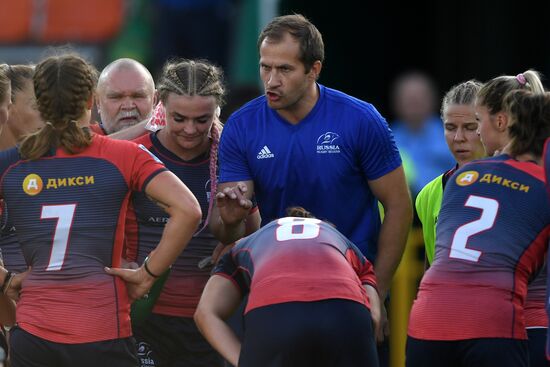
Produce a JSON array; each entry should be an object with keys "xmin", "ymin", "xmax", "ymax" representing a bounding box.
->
[
  {"xmin": 41, "ymin": 204, "xmax": 76, "ymax": 271},
  {"xmin": 449, "ymin": 195, "xmax": 498, "ymax": 262}
]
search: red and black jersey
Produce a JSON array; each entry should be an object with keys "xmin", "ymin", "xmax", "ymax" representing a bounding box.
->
[
  {"xmin": 409, "ymin": 155, "xmax": 550, "ymax": 341},
  {"xmin": 0, "ymin": 198, "xmax": 27, "ymax": 272},
  {"xmin": 214, "ymin": 218, "xmax": 377, "ymax": 314},
  {"xmin": 0, "ymin": 134, "xmax": 166, "ymax": 344},
  {"xmin": 126, "ymin": 132, "xmax": 222, "ymax": 317}
]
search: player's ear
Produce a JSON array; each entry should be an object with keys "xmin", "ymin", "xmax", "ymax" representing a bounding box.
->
[
  {"xmin": 86, "ymin": 95, "xmax": 94, "ymax": 110},
  {"xmin": 309, "ymin": 60, "xmax": 322, "ymax": 81},
  {"xmin": 495, "ymin": 112, "xmax": 508, "ymax": 131}
]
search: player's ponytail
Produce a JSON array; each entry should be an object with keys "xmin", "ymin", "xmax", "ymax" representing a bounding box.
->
[
  {"xmin": 19, "ymin": 54, "xmax": 95, "ymax": 160},
  {"xmin": 504, "ymin": 89, "xmax": 550, "ymax": 157}
]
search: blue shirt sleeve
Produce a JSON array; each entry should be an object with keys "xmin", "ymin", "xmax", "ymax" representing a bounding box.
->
[
  {"xmin": 218, "ymin": 117, "xmax": 253, "ymax": 183},
  {"xmin": 357, "ymin": 105, "xmax": 402, "ymax": 180}
]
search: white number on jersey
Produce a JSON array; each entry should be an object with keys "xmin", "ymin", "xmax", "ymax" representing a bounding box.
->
[
  {"xmin": 275, "ymin": 217, "xmax": 321, "ymax": 241},
  {"xmin": 449, "ymin": 195, "xmax": 498, "ymax": 262},
  {"xmin": 41, "ymin": 204, "xmax": 77, "ymax": 271}
]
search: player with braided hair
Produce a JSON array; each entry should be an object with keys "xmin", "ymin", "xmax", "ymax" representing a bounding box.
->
[
  {"xmin": 0, "ymin": 53, "xmax": 202, "ymax": 367},
  {"xmin": 407, "ymin": 89, "xmax": 550, "ymax": 367},
  {"xmin": 126, "ymin": 58, "xmax": 260, "ymax": 367},
  {"xmin": 475, "ymin": 70, "xmax": 548, "ymax": 367}
]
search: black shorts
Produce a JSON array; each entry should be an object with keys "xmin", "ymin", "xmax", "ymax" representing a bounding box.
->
[
  {"xmin": 527, "ymin": 328, "xmax": 550, "ymax": 367},
  {"xmin": 406, "ymin": 335, "xmax": 529, "ymax": 367},
  {"xmin": 133, "ymin": 313, "xmax": 224, "ymax": 367},
  {"xmin": 239, "ymin": 299, "xmax": 378, "ymax": 367},
  {"xmin": 9, "ymin": 325, "xmax": 138, "ymax": 367}
]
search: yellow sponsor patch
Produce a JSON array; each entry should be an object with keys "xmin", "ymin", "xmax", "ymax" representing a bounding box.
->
[
  {"xmin": 22, "ymin": 174, "xmax": 44, "ymax": 196},
  {"xmin": 455, "ymin": 171, "xmax": 479, "ymax": 186}
]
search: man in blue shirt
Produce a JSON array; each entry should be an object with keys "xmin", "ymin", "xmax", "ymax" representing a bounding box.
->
[{"xmin": 210, "ymin": 13, "xmax": 412, "ymax": 350}]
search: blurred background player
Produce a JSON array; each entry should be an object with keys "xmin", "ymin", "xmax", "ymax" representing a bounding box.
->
[
  {"xmin": 389, "ymin": 71, "xmax": 455, "ymax": 199},
  {"xmin": 195, "ymin": 206, "xmax": 380, "ymax": 367}
]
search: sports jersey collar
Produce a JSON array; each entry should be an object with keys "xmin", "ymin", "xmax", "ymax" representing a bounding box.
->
[{"xmin": 150, "ymin": 131, "xmax": 210, "ymax": 165}]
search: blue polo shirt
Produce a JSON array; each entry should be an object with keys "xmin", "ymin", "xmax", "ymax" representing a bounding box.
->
[{"xmin": 219, "ymin": 84, "xmax": 401, "ymax": 261}]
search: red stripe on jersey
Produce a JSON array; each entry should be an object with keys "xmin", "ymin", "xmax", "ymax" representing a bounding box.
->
[
  {"xmin": 503, "ymin": 159, "xmax": 544, "ymax": 181},
  {"xmin": 514, "ymin": 225, "xmax": 550, "ymax": 331}
]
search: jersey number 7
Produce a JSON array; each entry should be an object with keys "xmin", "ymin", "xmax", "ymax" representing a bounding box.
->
[{"xmin": 41, "ymin": 204, "xmax": 77, "ymax": 271}]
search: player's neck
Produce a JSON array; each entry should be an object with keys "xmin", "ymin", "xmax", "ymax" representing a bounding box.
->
[
  {"xmin": 277, "ymin": 83, "xmax": 319, "ymax": 125},
  {"xmin": 0, "ymin": 127, "xmax": 16, "ymax": 150}
]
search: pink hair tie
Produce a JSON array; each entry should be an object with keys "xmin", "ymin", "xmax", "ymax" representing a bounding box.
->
[{"xmin": 516, "ymin": 73, "xmax": 527, "ymax": 86}]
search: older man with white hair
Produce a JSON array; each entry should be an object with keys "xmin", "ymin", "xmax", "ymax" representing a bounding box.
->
[{"xmin": 94, "ymin": 58, "xmax": 156, "ymax": 135}]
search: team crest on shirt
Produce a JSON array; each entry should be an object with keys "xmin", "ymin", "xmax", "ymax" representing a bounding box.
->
[
  {"xmin": 22, "ymin": 174, "xmax": 44, "ymax": 196},
  {"xmin": 455, "ymin": 170, "xmax": 479, "ymax": 186},
  {"xmin": 316, "ymin": 132, "xmax": 340, "ymax": 154}
]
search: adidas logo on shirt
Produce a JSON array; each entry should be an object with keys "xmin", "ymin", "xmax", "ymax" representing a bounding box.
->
[{"xmin": 257, "ymin": 145, "xmax": 275, "ymax": 159}]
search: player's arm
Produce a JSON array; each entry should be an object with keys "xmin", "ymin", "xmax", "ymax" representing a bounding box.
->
[
  {"xmin": 210, "ymin": 180, "xmax": 255, "ymax": 245},
  {"xmin": 365, "ymin": 284, "xmax": 381, "ymax": 339},
  {"xmin": 210, "ymin": 208, "xmax": 260, "ymax": 265},
  {"xmin": 368, "ymin": 165, "xmax": 413, "ymax": 301},
  {"xmin": 107, "ymin": 119, "xmax": 150, "ymax": 140},
  {"xmin": 194, "ymin": 275, "xmax": 243, "ymax": 367},
  {"xmin": 107, "ymin": 171, "xmax": 202, "ymax": 300},
  {"xmin": 0, "ymin": 267, "xmax": 16, "ymax": 327}
]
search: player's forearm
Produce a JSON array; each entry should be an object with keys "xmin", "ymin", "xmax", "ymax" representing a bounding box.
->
[
  {"xmin": 147, "ymin": 206, "xmax": 201, "ymax": 275},
  {"xmin": 194, "ymin": 312, "xmax": 241, "ymax": 366},
  {"xmin": 374, "ymin": 200, "xmax": 413, "ymax": 300},
  {"xmin": 108, "ymin": 119, "xmax": 149, "ymax": 140},
  {"xmin": 210, "ymin": 214, "xmax": 247, "ymax": 245}
]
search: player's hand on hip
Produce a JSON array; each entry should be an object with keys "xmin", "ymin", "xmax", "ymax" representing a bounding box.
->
[
  {"xmin": 6, "ymin": 267, "xmax": 30, "ymax": 302},
  {"xmin": 105, "ymin": 266, "xmax": 155, "ymax": 302}
]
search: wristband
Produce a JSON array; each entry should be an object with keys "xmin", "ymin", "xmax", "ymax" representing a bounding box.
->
[
  {"xmin": 143, "ymin": 257, "xmax": 161, "ymax": 278},
  {"xmin": 1, "ymin": 272, "xmax": 14, "ymax": 294}
]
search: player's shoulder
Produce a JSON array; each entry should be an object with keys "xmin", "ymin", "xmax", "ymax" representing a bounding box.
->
[
  {"xmin": 322, "ymin": 85, "xmax": 381, "ymax": 119},
  {"xmin": 0, "ymin": 147, "xmax": 22, "ymax": 176},
  {"xmin": 416, "ymin": 174, "xmax": 444, "ymax": 206},
  {"xmin": 225, "ymin": 95, "xmax": 266, "ymax": 126},
  {"xmin": 462, "ymin": 155, "xmax": 543, "ymax": 180},
  {"xmin": 89, "ymin": 135, "xmax": 156, "ymax": 164},
  {"xmin": 93, "ymin": 133, "xmax": 140, "ymax": 150},
  {"xmin": 131, "ymin": 132, "xmax": 153, "ymax": 148}
]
